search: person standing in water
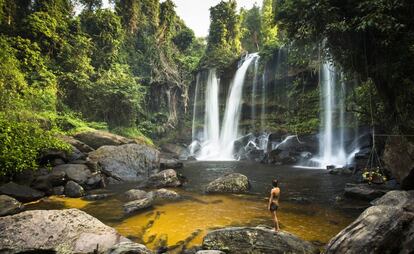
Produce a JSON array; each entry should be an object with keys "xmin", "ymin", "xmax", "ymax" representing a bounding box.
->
[{"xmin": 268, "ymin": 179, "xmax": 280, "ymax": 231}]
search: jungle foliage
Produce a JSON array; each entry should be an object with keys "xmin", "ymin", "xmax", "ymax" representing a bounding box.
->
[
  {"xmin": 276, "ymin": 0, "xmax": 414, "ymax": 134},
  {"xmin": 0, "ymin": 0, "xmax": 203, "ymax": 174}
]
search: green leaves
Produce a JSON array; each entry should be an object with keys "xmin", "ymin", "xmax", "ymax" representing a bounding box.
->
[{"xmin": 0, "ymin": 112, "xmax": 70, "ymax": 176}]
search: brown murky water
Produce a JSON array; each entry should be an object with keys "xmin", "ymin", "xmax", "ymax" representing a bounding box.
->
[{"xmin": 27, "ymin": 161, "xmax": 359, "ymax": 252}]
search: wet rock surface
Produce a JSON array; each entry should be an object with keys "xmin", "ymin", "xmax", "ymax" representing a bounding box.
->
[
  {"xmin": 123, "ymin": 196, "xmax": 154, "ymax": 214},
  {"xmin": 326, "ymin": 190, "xmax": 414, "ymax": 254},
  {"xmin": 160, "ymin": 158, "xmax": 184, "ymax": 170},
  {"xmin": 0, "ymin": 182, "xmax": 45, "ymax": 202},
  {"xmin": 64, "ymin": 180, "xmax": 85, "ymax": 198},
  {"xmin": 125, "ymin": 189, "xmax": 148, "ymax": 201},
  {"xmin": 0, "ymin": 195, "xmax": 23, "ymax": 216},
  {"xmin": 205, "ymin": 173, "xmax": 249, "ymax": 193},
  {"xmin": 153, "ymin": 188, "xmax": 181, "ymax": 201},
  {"xmin": 147, "ymin": 169, "xmax": 182, "ymax": 188},
  {"xmin": 202, "ymin": 226, "xmax": 318, "ymax": 254},
  {"xmin": 344, "ymin": 183, "xmax": 389, "ymax": 201},
  {"xmin": 106, "ymin": 242, "xmax": 153, "ymax": 254},
  {"xmin": 0, "ymin": 209, "xmax": 131, "ymax": 253}
]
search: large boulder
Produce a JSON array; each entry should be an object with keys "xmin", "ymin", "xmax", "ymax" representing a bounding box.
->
[
  {"xmin": 202, "ymin": 227, "xmax": 318, "ymax": 254},
  {"xmin": 89, "ymin": 144, "xmax": 160, "ymax": 182},
  {"xmin": 383, "ymin": 136, "xmax": 414, "ymax": 189},
  {"xmin": 0, "ymin": 209, "xmax": 131, "ymax": 253},
  {"xmin": 205, "ymin": 173, "xmax": 249, "ymax": 194},
  {"xmin": 53, "ymin": 164, "xmax": 92, "ymax": 185},
  {"xmin": 0, "ymin": 195, "xmax": 23, "ymax": 216},
  {"xmin": 147, "ymin": 169, "xmax": 182, "ymax": 188},
  {"xmin": 0, "ymin": 182, "xmax": 45, "ymax": 202},
  {"xmin": 325, "ymin": 190, "xmax": 414, "ymax": 253},
  {"xmin": 74, "ymin": 130, "xmax": 136, "ymax": 150},
  {"xmin": 64, "ymin": 181, "xmax": 85, "ymax": 198},
  {"xmin": 107, "ymin": 242, "xmax": 152, "ymax": 254},
  {"xmin": 344, "ymin": 183, "xmax": 389, "ymax": 201}
]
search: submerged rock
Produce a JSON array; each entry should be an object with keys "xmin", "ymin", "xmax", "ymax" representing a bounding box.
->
[
  {"xmin": 205, "ymin": 173, "xmax": 249, "ymax": 194},
  {"xmin": 64, "ymin": 181, "xmax": 85, "ymax": 198},
  {"xmin": 123, "ymin": 197, "xmax": 153, "ymax": 214},
  {"xmin": 89, "ymin": 144, "xmax": 160, "ymax": 182},
  {"xmin": 326, "ymin": 190, "xmax": 414, "ymax": 253},
  {"xmin": 74, "ymin": 130, "xmax": 136, "ymax": 150},
  {"xmin": 147, "ymin": 169, "xmax": 182, "ymax": 188},
  {"xmin": 153, "ymin": 188, "xmax": 181, "ymax": 201},
  {"xmin": 0, "ymin": 209, "xmax": 131, "ymax": 253},
  {"xmin": 106, "ymin": 242, "xmax": 152, "ymax": 254},
  {"xmin": 0, "ymin": 195, "xmax": 23, "ymax": 216},
  {"xmin": 344, "ymin": 183, "xmax": 388, "ymax": 201},
  {"xmin": 160, "ymin": 158, "xmax": 183, "ymax": 170},
  {"xmin": 202, "ymin": 226, "xmax": 318, "ymax": 254},
  {"xmin": 0, "ymin": 182, "xmax": 45, "ymax": 202},
  {"xmin": 82, "ymin": 193, "xmax": 110, "ymax": 201},
  {"xmin": 196, "ymin": 251, "xmax": 225, "ymax": 254},
  {"xmin": 125, "ymin": 189, "xmax": 148, "ymax": 201},
  {"xmin": 52, "ymin": 186, "xmax": 65, "ymax": 195}
]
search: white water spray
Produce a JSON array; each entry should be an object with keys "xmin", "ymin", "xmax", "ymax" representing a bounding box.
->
[
  {"xmin": 195, "ymin": 53, "xmax": 259, "ymax": 160},
  {"xmin": 317, "ymin": 62, "xmax": 347, "ymax": 167}
]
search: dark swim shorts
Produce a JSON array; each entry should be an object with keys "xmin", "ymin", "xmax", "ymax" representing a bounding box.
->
[{"xmin": 270, "ymin": 203, "xmax": 278, "ymax": 212}]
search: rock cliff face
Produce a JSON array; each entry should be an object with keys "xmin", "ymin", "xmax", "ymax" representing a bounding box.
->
[{"xmin": 325, "ymin": 190, "xmax": 414, "ymax": 254}]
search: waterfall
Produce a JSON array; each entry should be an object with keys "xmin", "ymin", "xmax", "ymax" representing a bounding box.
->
[
  {"xmin": 198, "ymin": 70, "xmax": 221, "ymax": 159},
  {"xmin": 317, "ymin": 62, "xmax": 347, "ymax": 167},
  {"xmin": 194, "ymin": 53, "xmax": 259, "ymax": 161},
  {"xmin": 219, "ymin": 53, "xmax": 259, "ymax": 160},
  {"xmin": 261, "ymin": 66, "xmax": 266, "ymax": 132},
  {"xmin": 251, "ymin": 56, "xmax": 260, "ymax": 123}
]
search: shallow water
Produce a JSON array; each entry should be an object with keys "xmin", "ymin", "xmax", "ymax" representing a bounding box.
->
[{"xmin": 27, "ymin": 161, "xmax": 358, "ymax": 252}]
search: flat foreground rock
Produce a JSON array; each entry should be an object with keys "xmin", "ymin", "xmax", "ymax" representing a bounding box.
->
[
  {"xmin": 0, "ymin": 209, "xmax": 130, "ymax": 253},
  {"xmin": 202, "ymin": 226, "xmax": 317, "ymax": 254}
]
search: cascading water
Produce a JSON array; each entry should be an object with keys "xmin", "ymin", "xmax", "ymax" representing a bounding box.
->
[
  {"xmin": 261, "ymin": 68, "xmax": 266, "ymax": 132},
  {"xmin": 251, "ymin": 56, "xmax": 260, "ymax": 122},
  {"xmin": 193, "ymin": 53, "xmax": 260, "ymax": 161},
  {"xmin": 198, "ymin": 70, "xmax": 221, "ymax": 159},
  {"xmin": 316, "ymin": 62, "xmax": 347, "ymax": 168}
]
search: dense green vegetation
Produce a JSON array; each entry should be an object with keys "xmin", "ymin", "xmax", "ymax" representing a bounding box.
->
[
  {"xmin": 275, "ymin": 0, "xmax": 414, "ymax": 134},
  {"xmin": 0, "ymin": 0, "xmax": 203, "ymax": 175}
]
